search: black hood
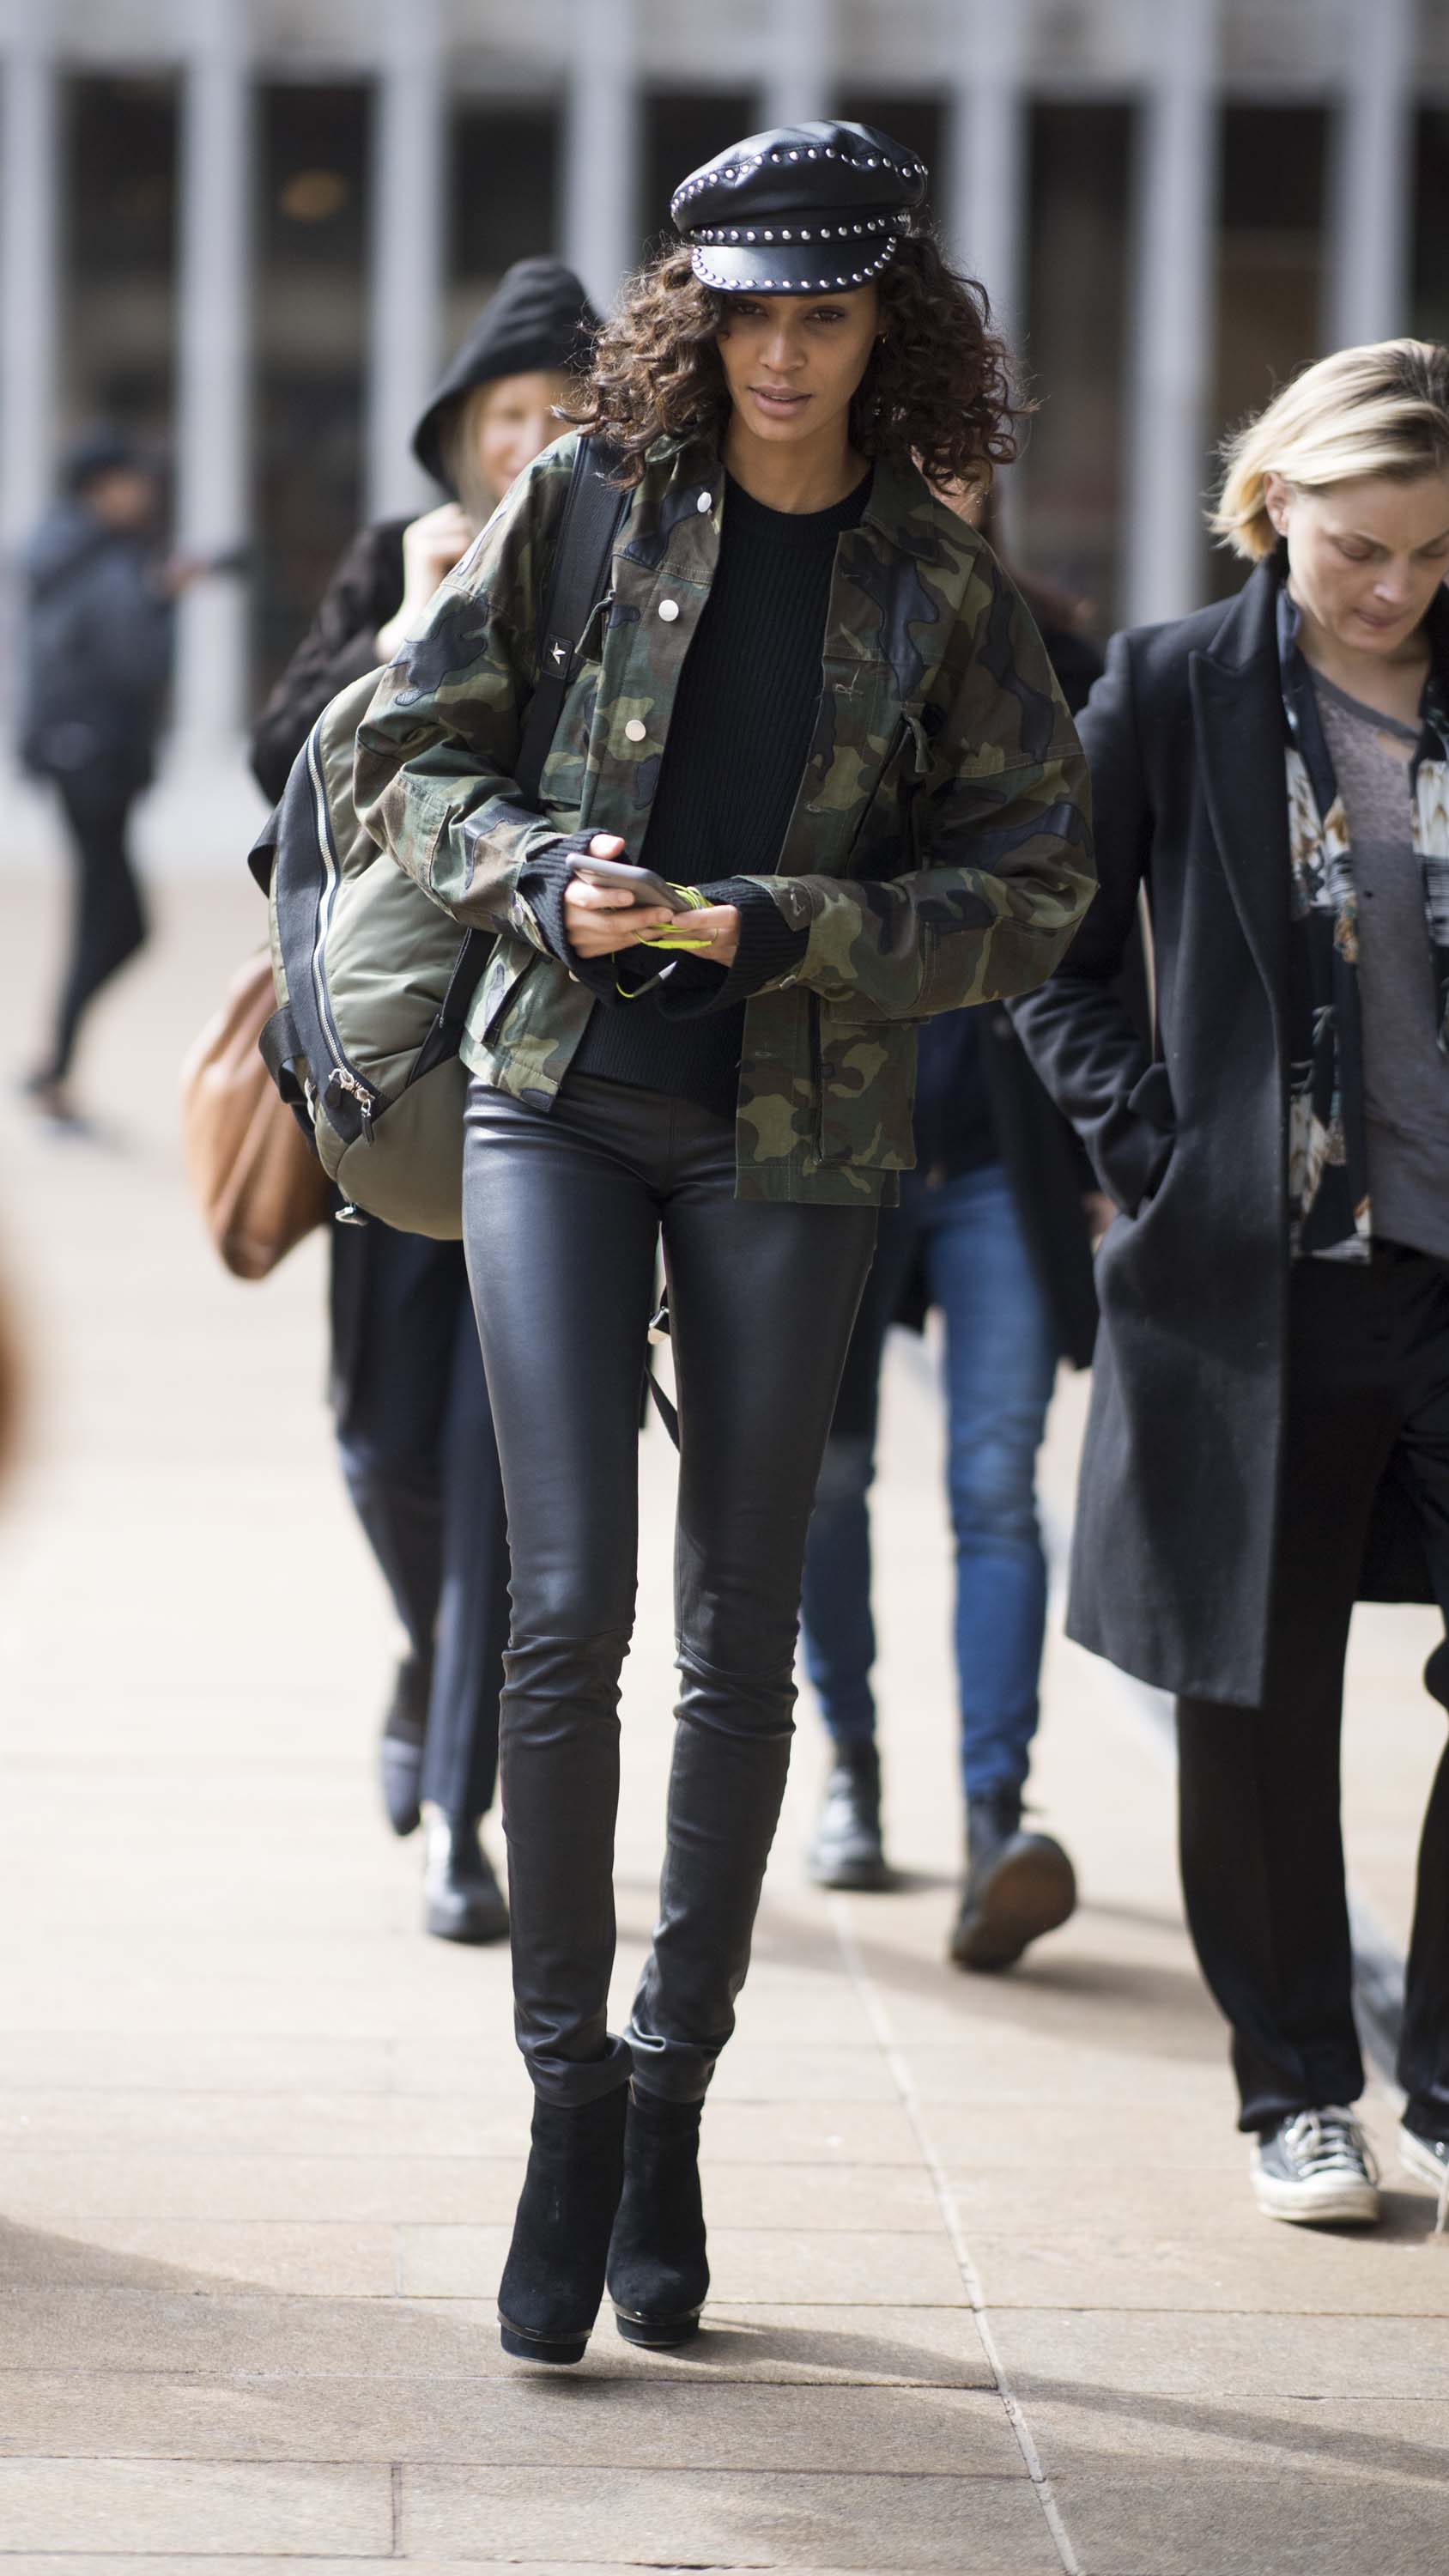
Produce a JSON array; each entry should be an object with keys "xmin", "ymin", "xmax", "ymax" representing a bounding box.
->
[{"xmin": 411, "ymin": 258, "xmax": 601, "ymax": 489}]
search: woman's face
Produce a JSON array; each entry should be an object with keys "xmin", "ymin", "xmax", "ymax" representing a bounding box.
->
[
  {"xmin": 474, "ymin": 370, "xmax": 573, "ymax": 502},
  {"xmin": 1265, "ymin": 466, "xmax": 1449, "ymax": 658},
  {"xmin": 715, "ymin": 286, "xmax": 880, "ymax": 450}
]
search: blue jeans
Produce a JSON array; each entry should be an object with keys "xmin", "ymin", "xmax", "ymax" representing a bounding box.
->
[{"xmin": 799, "ymin": 1161, "xmax": 1058, "ymax": 1804}]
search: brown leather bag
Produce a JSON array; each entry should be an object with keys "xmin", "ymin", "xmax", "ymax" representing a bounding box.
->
[{"xmin": 180, "ymin": 951, "xmax": 334, "ymax": 1281}]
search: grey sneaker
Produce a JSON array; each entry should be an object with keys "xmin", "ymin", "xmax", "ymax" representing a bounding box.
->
[
  {"xmin": 806, "ymin": 1746, "xmax": 891, "ymax": 1890},
  {"xmin": 1399, "ymin": 2124, "xmax": 1449, "ymax": 2235},
  {"xmin": 1252, "ymin": 2107, "xmax": 1380, "ymax": 2226}
]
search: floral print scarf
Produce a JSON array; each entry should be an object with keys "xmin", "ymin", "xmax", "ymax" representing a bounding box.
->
[{"xmin": 1277, "ymin": 575, "xmax": 1449, "ymax": 1259}]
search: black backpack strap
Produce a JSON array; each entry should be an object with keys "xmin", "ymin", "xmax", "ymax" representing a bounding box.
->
[{"xmin": 513, "ymin": 435, "xmax": 629, "ymax": 808}]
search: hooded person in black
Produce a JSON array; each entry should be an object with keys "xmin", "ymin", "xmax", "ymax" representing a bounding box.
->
[{"xmin": 249, "ymin": 260, "xmax": 599, "ymax": 1944}]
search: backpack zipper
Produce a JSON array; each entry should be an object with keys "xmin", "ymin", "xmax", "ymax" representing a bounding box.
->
[{"xmin": 306, "ymin": 726, "xmax": 381, "ymax": 1141}]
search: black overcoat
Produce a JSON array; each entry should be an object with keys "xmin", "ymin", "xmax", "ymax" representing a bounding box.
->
[{"xmin": 1010, "ymin": 557, "xmax": 1431, "ymax": 1709}]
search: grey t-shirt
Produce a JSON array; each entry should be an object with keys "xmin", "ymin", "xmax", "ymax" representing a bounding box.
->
[{"xmin": 1313, "ymin": 669, "xmax": 1449, "ymax": 1262}]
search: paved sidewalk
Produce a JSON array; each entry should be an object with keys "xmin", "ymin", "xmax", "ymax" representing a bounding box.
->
[{"xmin": 1, "ymin": 867, "xmax": 1447, "ymax": 2574}]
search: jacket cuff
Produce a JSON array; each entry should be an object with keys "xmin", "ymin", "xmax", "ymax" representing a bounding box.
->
[{"xmin": 652, "ymin": 879, "xmax": 809, "ymax": 1020}]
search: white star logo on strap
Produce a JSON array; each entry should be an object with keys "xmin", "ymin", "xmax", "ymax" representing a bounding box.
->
[{"xmin": 551, "ymin": 641, "xmax": 567, "ymax": 667}]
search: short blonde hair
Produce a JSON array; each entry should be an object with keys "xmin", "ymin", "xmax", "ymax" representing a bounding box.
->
[{"xmin": 1210, "ymin": 339, "xmax": 1449, "ymax": 561}]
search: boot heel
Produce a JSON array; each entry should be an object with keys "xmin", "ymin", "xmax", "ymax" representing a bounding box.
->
[
  {"xmin": 499, "ymin": 2315, "xmax": 591, "ymax": 2366},
  {"xmin": 613, "ymin": 2300, "xmax": 702, "ymax": 2350}
]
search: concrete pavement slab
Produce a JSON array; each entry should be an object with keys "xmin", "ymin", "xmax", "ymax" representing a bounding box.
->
[
  {"xmin": 0, "ymin": 2291, "xmax": 993, "ymax": 2385},
  {"xmin": 0, "ymin": 2216, "xmax": 398, "ymax": 2296},
  {"xmin": 1048, "ymin": 2462, "xmax": 1448, "ymax": 2576},
  {"xmin": 0, "ymin": 2458, "xmax": 391, "ymax": 2554},
  {"xmin": 0, "ymin": 2372, "xmax": 1020, "ymax": 2474},
  {"xmin": 400, "ymin": 2465, "xmax": 1057, "ymax": 2569},
  {"xmin": 397, "ymin": 2222, "xmax": 970, "ymax": 2305},
  {"xmin": 991, "ymin": 2307, "xmax": 1449, "ymax": 2398},
  {"xmin": 964, "ymin": 2207, "xmax": 1449, "ymax": 2312}
]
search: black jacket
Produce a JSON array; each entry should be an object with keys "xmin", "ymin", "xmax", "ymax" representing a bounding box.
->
[
  {"xmin": 250, "ymin": 519, "xmax": 406, "ymax": 805},
  {"xmin": 20, "ymin": 501, "xmax": 173, "ymax": 787},
  {"xmin": 1010, "ymin": 558, "xmax": 1430, "ymax": 1709}
]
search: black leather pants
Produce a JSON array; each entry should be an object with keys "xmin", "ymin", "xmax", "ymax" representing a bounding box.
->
[{"xmin": 463, "ymin": 1073, "xmax": 876, "ymax": 2106}]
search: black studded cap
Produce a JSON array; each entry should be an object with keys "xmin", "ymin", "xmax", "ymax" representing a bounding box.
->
[{"xmin": 670, "ymin": 121, "xmax": 928, "ymax": 296}]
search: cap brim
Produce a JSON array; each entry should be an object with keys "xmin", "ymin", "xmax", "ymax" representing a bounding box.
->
[{"xmin": 690, "ymin": 240, "xmax": 896, "ymax": 296}]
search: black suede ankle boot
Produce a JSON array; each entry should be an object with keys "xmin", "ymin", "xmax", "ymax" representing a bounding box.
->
[
  {"xmin": 607, "ymin": 2081, "xmax": 708, "ymax": 2348},
  {"xmin": 497, "ymin": 2084, "xmax": 628, "ymax": 2366}
]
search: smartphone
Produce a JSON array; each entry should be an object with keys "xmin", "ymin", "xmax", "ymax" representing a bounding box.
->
[{"xmin": 567, "ymin": 853, "xmax": 690, "ymax": 914}]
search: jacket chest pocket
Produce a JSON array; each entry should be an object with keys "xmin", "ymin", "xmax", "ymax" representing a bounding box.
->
[
  {"xmin": 537, "ymin": 621, "xmax": 610, "ymax": 829},
  {"xmin": 813, "ymin": 999, "xmax": 919, "ymax": 1170},
  {"xmin": 843, "ymin": 703, "xmax": 931, "ymax": 876}
]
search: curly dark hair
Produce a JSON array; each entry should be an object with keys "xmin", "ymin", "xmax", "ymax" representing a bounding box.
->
[{"xmin": 563, "ymin": 230, "xmax": 1022, "ymax": 489}]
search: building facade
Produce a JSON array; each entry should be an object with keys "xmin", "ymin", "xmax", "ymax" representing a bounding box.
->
[{"xmin": 0, "ymin": 0, "xmax": 1442, "ymax": 750}]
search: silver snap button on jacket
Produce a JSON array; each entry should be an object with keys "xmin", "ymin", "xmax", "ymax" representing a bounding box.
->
[
  {"xmin": 696, "ymin": 491, "xmax": 712, "ymax": 513},
  {"xmin": 624, "ymin": 719, "xmax": 647, "ymax": 742},
  {"xmin": 658, "ymin": 599, "xmax": 680, "ymax": 621}
]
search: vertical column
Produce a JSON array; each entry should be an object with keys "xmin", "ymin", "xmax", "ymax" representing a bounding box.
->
[
  {"xmin": 1124, "ymin": 0, "xmax": 1219, "ymax": 628},
  {"xmin": 0, "ymin": 13, "xmax": 61, "ymax": 561},
  {"xmin": 946, "ymin": 3, "xmax": 1028, "ymax": 342},
  {"xmin": 946, "ymin": 3, "xmax": 1028, "ymax": 544},
  {"xmin": 174, "ymin": 0, "xmax": 252, "ymax": 753},
  {"xmin": 761, "ymin": 0, "xmax": 834, "ymax": 131},
  {"xmin": 1328, "ymin": 0, "xmax": 1413, "ymax": 349},
  {"xmin": 562, "ymin": 0, "xmax": 640, "ymax": 314},
  {"xmin": 367, "ymin": 0, "xmax": 446, "ymax": 521}
]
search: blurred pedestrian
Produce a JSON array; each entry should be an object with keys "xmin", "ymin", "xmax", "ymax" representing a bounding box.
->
[
  {"xmin": 249, "ymin": 260, "xmax": 599, "ymax": 1946},
  {"xmin": 355, "ymin": 119, "xmax": 1093, "ymax": 2366},
  {"xmin": 18, "ymin": 433, "xmax": 189, "ymax": 1127},
  {"xmin": 1013, "ymin": 340, "xmax": 1449, "ymax": 2232},
  {"xmin": 800, "ymin": 490, "xmax": 1106, "ymax": 1972}
]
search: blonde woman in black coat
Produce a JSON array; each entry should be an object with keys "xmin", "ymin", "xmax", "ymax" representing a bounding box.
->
[{"xmin": 1013, "ymin": 342, "xmax": 1449, "ymax": 2232}]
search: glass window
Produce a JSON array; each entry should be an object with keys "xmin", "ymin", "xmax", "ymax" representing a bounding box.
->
[
  {"xmin": 448, "ymin": 102, "xmax": 559, "ymax": 332},
  {"xmin": 251, "ymin": 82, "xmax": 370, "ymax": 705},
  {"xmin": 1017, "ymin": 102, "xmax": 1132, "ymax": 633},
  {"xmin": 1413, "ymin": 107, "xmax": 1449, "ymax": 348},
  {"xmin": 1210, "ymin": 105, "xmax": 1326, "ymax": 598},
  {"xmin": 63, "ymin": 75, "xmax": 178, "ymax": 440},
  {"xmin": 640, "ymin": 94, "xmax": 755, "ymax": 255}
]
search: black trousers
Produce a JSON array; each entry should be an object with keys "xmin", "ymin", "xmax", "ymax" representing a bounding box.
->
[
  {"xmin": 331, "ymin": 1225, "xmax": 508, "ymax": 1820},
  {"xmin": 463, "ymin": 1072, "xmax": 876, "ymax": 2107},
  {"xmin": 43, "ymin": 768, "xmax": 148, "ymax": 1082},
  {"xmin": 1177, "ymin": 1245, "xmax": 1449, "ymax": 2137}
]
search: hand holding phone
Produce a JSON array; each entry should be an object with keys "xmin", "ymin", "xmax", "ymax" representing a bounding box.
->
[
  {"xmin": 562, "ymin": 835, "xmax": 730, "ymax": 963},
  {"xmin": 567, "ymin": 850, "xmax": 690, "ymax": 913}
]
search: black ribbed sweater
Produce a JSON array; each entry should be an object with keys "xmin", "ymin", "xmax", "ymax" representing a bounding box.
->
[{"xmin": 556, "ymin": 468, "xmax": 871, "ymax": 1120}]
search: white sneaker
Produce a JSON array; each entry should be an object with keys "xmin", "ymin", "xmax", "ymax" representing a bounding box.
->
[
  {"xmin": 1398, "ymin": 2124, "xmax": 1449, "ymax": 2235},
  {"xmin": 1252, "ymin": 2106, "xmax": 1380, "ymax": 2226}
]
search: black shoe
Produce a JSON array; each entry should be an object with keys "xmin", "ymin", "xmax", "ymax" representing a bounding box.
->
[
  {"xmin": 379, "ymin": 1657, "xmax": 428, "ymax": 1837},
  {"xmin": 608, "ymin": 2081, "xmax": 708, "ymax": 2348},
  {"xmin": 949, "ymin": 1789, "xmax": 1076, "ymax": 1971},
  {"xmin": 1425, "ymin": 1637, "xmax": 1449, "ymax": 1710},
  {"xmin": 498, "ymin": 2085, "xmax": 628, "ymax": 2365},
  {"xmin": 806, "ymin": 1743, "xmax": 891, "ymax": 1889},
  {"xmin": 422, "ymin": 1813, "xmax": 508, "ymax": 1943}
]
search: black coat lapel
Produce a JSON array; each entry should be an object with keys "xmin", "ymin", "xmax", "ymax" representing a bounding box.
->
[{"xmin": 1188, "ymin": 570, "xmax": 1289, "ymax": 1022}]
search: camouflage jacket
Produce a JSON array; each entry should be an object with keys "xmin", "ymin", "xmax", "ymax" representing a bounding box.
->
[{"xmin": 355, "ymin": 430, "xmax": 1094, "ymax": 1204}]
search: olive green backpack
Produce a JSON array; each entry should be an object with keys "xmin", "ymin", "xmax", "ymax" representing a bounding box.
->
[{"xmin": 248, "ymin": 439, "xmax": 627, "ymax": 1238}]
